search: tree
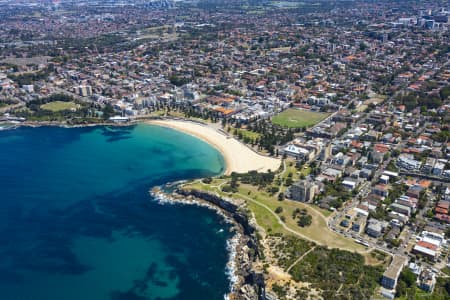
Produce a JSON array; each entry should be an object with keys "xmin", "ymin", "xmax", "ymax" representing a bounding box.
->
[
  {"xmin": 445, "ymin": 280, "xmax": 450, "ymax": 295},
  {"xmin": 440, "ymin": 85, "xmax": 450, "ymax": 100},
  {"xmin": 275, "ymin": 207, "xmax": 283, "ymax": 214},
  {"xmin": 445, "ymin": 227, "xmax": 450, "ymax": 239},
  {"xmin": 278, "ymin": 192, "xmax": 285, "ymax": 201},
  {"xmin": 395, "ymin": 280, "xmax": 407, "ymax": 297},
  {"xmin": 399, "ymin": 269, "xmax": 416, "ymax": 287},
  {"xmin": 297, "ymin": 215, "xmax": 312, "ymax": 227},
  {"xmin": 390, "ymin": 239, "xmax": 401, "ymax": 248},
  {"xmin": 269, "ymin": 186, "xmax": 279, "ymax": 194},
  {"xmin": 222, "ymin": 185, "xmax": 233, "ymax": 193},
  {"xmin": 169, "ymin": 75, "xmax": 190, "ymax": 86},
  {"xmin": 285, "ymin": 178, "xmax": 293, "ymax": 186},
  {"xmin": 418, "ymin": 190, "xmax": 427, "ymax": 210},
  {"xmin": 102, "ymin": 103, "xmax": 115, "ymax": 119},
  {"xmin": 202, "ymin": 177, "xmax": 212, "ymax": 184},
  {"xmin": 359, "ymin": 42, "xmax": 367, "ymax": 51}
]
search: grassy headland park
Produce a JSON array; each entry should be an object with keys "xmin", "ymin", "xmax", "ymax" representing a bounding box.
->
[{"xmin": 180, "ymin": 168, "xmax": 389, "ymax": 299}]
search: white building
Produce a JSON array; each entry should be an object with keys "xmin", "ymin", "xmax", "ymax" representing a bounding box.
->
[
  {"xmin": 283, "ymin": 144, "xmax": 311, "ymax": 160},
  {"xmin": 397, "ymin": 154, "xmax": 421, "ymax": 170}
]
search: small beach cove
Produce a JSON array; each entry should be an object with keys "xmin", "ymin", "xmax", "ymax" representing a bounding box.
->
[{"xmin": 148, "ymin": 119, "xmax": 281, "ymax": 175}]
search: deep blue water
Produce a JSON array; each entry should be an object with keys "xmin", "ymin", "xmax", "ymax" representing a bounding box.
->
[{"xmin": 0, "ymin": 124, "xmax": 232, "ymax": 300}]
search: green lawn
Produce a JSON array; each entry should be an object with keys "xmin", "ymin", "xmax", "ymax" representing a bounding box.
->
[
  {"xmin": 271, "ymin": 109, "xmax": 329, "ymax": 128},
  {"xmin": 238, "ymin": 185, "xmax": 364, "ymax": 252},
  {"xmin": 233, "ymin": 128, "xmax": 261, "ymax": 141},
  {"xmin": 314, "ymin": 205, "xmax": 333, "ymax": 217},
  {"xmin": 149, "ymin": 109, "xmax": 210, "ymax": 123},
  {"xmin": 41, "ymin": 101, "xmax": 79, "ymax": 112},
  {"xmin": 280, "ymin": 159, "xmax": 311, "ymax": 184},
  {"xmin": 183, "ymin": 179, "xmax": 364, "ymax": 253},
  {"xmin": 441, "ymin": 267, "xmax": 450, "ymax": 276},
  {"xmin": 247, "ymin": 201, "xmax": 286, "ymax": 235}
]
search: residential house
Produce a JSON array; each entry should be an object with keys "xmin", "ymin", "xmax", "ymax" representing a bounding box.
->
[
  {"xmin": 366, "ymin": 218, "xmax": 387, "ymax": 238},
  {"xmin": 373, "ymin": 184, "xmax": 389, "ymax": 198}
]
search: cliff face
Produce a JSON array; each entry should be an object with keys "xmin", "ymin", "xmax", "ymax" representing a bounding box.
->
[
  {"xmin": 177, "ymin": 189, "xmax": 254, "ymax": 235},
  {"xmin": 177, "ymin": 188, "xmax": 240, "ymax": 211},
  {"xmin": 176, "ymin": 188, "xmax": 266, "ymax": 300}
]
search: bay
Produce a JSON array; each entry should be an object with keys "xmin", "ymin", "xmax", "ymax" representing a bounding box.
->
[{"xmin": 0, "ymin": 124, "xmax": 231, "ymax": 300}]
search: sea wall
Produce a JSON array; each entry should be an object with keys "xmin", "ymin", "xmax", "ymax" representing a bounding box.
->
[{"xmin": 171, "ymin": 188, "xmax": 266, "ymax": 300}]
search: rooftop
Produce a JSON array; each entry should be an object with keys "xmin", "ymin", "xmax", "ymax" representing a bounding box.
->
[{"xmin": 383, "ymin": 255, "xmax": 407, "ymax": 280}]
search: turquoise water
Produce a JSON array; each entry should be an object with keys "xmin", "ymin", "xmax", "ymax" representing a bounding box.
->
[{"xmin": 0, "ymin": 124, "xmax": 232, "ymax": 300}]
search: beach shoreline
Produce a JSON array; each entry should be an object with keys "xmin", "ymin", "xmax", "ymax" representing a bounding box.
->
[
  {"xmin": 3, "ymin": 118, "xmax": 282, "ymax": 176},
  {"xmin": 147, "ymin": 119, "xmax": 281, "ymax": 175},
  {"xmin": 3, "ymin": 117, "xmax": 281, "ymax": 177}
]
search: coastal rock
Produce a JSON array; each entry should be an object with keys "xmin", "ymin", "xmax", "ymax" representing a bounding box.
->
[{"xmin": 153, "ymin": 187, "xmax": 266, "ymax": 300}]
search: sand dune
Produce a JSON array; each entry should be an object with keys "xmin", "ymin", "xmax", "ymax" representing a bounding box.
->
[{"xmin": 149, "ymin": 119, "xmax": 281, "ymax": 175}]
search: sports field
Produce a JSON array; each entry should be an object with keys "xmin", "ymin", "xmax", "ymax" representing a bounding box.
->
[
  {"xmin": 40, "ymin": 101, "xmax": 79, "ymax": 112},
  {"xmin": 272, "ymin": 109, "xmax": 329, "ymax": 128}
]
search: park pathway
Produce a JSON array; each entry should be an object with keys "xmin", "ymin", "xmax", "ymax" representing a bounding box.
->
[
  {"xmin": 236, "ymin": 192, "xmax": 324, "ymax": 245},
  {"xmin": 286, "ymin": 246, "xmax": 317, "ymax": 273}
]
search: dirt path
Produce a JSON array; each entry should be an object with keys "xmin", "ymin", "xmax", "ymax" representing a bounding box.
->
[{"xmin": 286, "ymin": 246, "xmax": 316, "ymax": 273}]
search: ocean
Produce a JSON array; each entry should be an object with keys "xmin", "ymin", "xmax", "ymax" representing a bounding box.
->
[{"xmin": 0, "ymin": 124, "xmax": 233, "ymax": 300}]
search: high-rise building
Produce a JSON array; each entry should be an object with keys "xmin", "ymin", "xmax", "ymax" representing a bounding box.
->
[
  {"xmin": 75, "ymin": 85, "xmax": 92, "ymax": 97},
  {"xmin": 381, "ymin": 255, "xmax": 407, "ymax": 290},
  {"xmin": 290, "ymin": 180, "xmax": 317, "ymax": 202}
]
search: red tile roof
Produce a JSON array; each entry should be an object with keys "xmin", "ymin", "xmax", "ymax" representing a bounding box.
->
[
  {"xmin": 416, "ymin": 241, "xmax": 438, "ymax": 251},
  {"xmin": 437, "ymin": 201, "xmax": 450, "ymax": 210},
  {"xmin": 435, "ymin": 214, "xmax": 450, "ymax": 223},
  {"xmin": 374, "ymin": 143, "xmax": 390, "ymax": 153},
  {"xmin": 435, "ymin": 207, "xmax": 448, "ymax": 214}
]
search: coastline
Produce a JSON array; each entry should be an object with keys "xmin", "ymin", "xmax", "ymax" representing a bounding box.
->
[
  {"xmin": 0, "ymin": 121, "xmax": 136, "ymax": 133},
  {"xmin": 151, "ymin": 186, "xmax": 263, "ymax": 300},
  {"xmin": 0, "ymin": 120, "xmax": 138, "ymax": 129},
  {"xmin": 3, "ymin": 118, "xmax": 277, "ymax": 190},
  {"xmin": 147, "ymin": 119, "xmax": 281, "ymax": 175},
  {"xmin": 4, "ymin": 118, "xmax": 282, "ymax": 176},
  {"xmin": 3, "ymin": 119, "xmax": 267, "ymax": 299}
]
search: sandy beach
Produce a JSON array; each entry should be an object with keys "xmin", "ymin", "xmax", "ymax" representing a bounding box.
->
[{"xmin": 148, "ymin": 119, "xmax": 281, "ymax": 175}]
